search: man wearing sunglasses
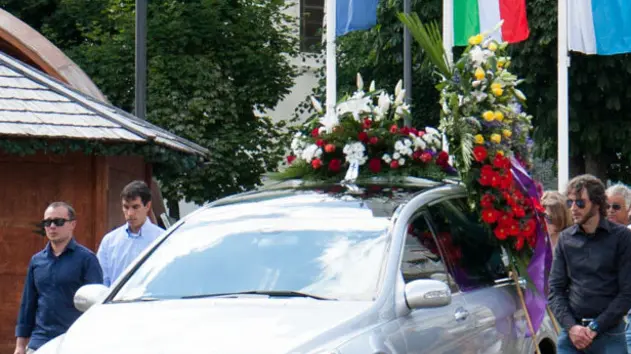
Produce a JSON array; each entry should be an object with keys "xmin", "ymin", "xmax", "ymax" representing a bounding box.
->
[
  {"xmin": 549, "ymin": 174, "xmax": 631, "ymax": 353},
  {"xmin": 14, "ymin": 202, "xmax": 103, "ymax": 354},
  {"xmin": 605, "ymin": 183, "xmax": 631, "ymax": 227}
]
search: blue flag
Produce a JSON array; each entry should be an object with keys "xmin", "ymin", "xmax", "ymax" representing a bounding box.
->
[{"xmin": 336, "ymin": 0, "xmax": 379, "ymax": 36}]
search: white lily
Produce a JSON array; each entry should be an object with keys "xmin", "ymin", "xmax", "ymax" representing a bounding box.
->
[
  {"xmin": 369, "ymin": 80, "xmax": 376, "ymax": 92},
  {"xmin": 319, "ymin": 112, "xmax": 339, "ymax": 133},
  {"xmin": 356, "ymin": 73, "xmax": 364, "ymax": 91},
  {"xmin": 310, "ymin": 96, "xmax": 323, "ymax": 113},
  {"xmin": 395, "ymin": 89, "xmax": 406, "ymax": 105},
  {"xmin": 395, "ymin": 80, "xmax": 403, "ymax": 97}
]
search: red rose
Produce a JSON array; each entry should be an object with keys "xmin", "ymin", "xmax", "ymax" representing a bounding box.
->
[
  {"xmin": 480, "ymin": 193, "xmax": 495, "ymax": 209},
  {"xmin": 515, "ymin": 236, "xmax": 525, "ymax": 250},
  {"xmin": 358, "ymin": 132, "xmax": 369, "ymax": 142},
  {"xmin": 481, "ymin": 208, "xmax": 500, "ymax": 224},
  {"xmin": 490, "ymin": 173, "xmax": 502, "ymax": 188},
  {"xmin": 328, "ymin": 159, "xmax": 342, "ymax": 172},
  {"xmin": 420, "ymin": 152, "xmax": 432, "ymax": 163},
  {"xmin": 324, "ymin": 144, "xmax": 336, "ymax": 153},
  {"xmin": 417, "ymin": 130, "xmax": 425, "ymax": 137},
  {"xmin": 316, "ymin": 139, "xmax": 325, "ymax": 147},
  {"xmin": 286, "ymin": 155, "xmax": 296, "ymax": 164},
  {"xmin": 508, "ymin": 220, "xmax": 521, "ymax": 236},
  {"xmin": 473, "ymin": 146, "xmax": 488, "ymax": 162},
  {"xmin": 368, "ymin": 158, "xmax": 381, "ymax": 173},
  {"xmin": 512, "ymin": 206, "xmax": 526, "ymax": 218},
  {"xmin": 400, "ymin": 127, "xmax": 410, "ymax": 136},
  {"xmin": 498, "ymin": 212, "xmax": 515, "ymax": 227},
  {"xmin": 363, "ymin": 118, "xmax": 372, "ymax": 129},
  {"xmin": 499, "ymin": 171, "xmax": 513, "ymax": 190},
  {"xmin": 390, "ymin": 160, "xmax": 400, "ymax": 169},
  {"xmin": 410, "ymin": 128, "xmax": 418, "ymax": 136},
  {"xmin": 494, "ymin": 226, "xmax": 508, "ymax": 240},
  {"xmin": 493, "ymin": 154, "xmax": 510, "ymax": 169},
  {"xmin": 311, "ymin": 127, "xmax": 320, "ymax": 137},
  {"xmin": 390, "ymin": 125, "xmax": 399, "ymax": 134},
  {"xmin": 369, "ymin": 136, "xmax": 379, "ymax": 145},
  {"xmin": 436, "ymin": 151, "xmax": 449, "ymax": 167},
  {"xmin": 311, "ymin": 158, "xmax": 322, "ymax": 169},
  {"xmin": 479, "ymin": 165, "xmax": 495, "ymax": 186}
]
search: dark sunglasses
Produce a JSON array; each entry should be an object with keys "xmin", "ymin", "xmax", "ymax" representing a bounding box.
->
[
  {"xmin": 607, "ymin": 203, "xmax": 623, "ymax": 211},
  {"xmin": 566, "ymin": 199, "xmax": 586, "ymax": 209},
  {"xmin": 42, "ymin": 218, "xmax": 74, "ymax": 227}
]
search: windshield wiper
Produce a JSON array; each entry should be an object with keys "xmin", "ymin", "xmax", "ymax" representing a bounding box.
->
[
  {"xmin": 109, "ymin": 296, "xmax": 161, "ymax": 303},
  {"xmin": 181, "ymin": 290, "xmax": 336, "ymax": 300}
]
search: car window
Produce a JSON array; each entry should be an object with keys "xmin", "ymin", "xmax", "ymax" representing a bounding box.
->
[
  {"xmin": 112, "ymin": 193, "xmax": 394, "ymax": 302},
  {"xmin": 402, "ymin": 213, "xmax": 459, "ymax": 293},
  {"xmin": 427, "ymin": 199, "xmax": 508, "ymax": 292}
]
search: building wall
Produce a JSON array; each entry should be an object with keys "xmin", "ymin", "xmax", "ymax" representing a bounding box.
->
[{"xmin": 0, "ymin": 152, "xmax": 98, "ymax": 353}]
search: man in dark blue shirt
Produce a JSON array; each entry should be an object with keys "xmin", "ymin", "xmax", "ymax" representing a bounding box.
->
[
  {"xmin": 14, "ymin": 202, "xmax": 103, "ymax": 354},
  {"xmin": 549, "ymin": 175, "xmax": 631, "ymax": 353}
]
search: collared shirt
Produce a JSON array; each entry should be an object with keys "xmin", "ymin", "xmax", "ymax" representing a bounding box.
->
[
  {"xmin": 549, "ymin": 218, "xmax": 631, "ymax": 332},
  {"xmin": 97, "ymin": 218, "xmax": 164, "ymax": 286},
  {"xmin": 15, "ymin": 238, "xmax": 103, "ymax": 350}
]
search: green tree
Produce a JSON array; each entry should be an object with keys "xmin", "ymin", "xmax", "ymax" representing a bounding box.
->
[{"xmin": 2, "ymin": 0, "xmax": 299, "ymax": 215}]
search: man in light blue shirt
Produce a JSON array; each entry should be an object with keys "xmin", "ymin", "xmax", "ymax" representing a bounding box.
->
[{"xmin": 97, "ymin": 180, "xmax": 164, "ymax": 286}]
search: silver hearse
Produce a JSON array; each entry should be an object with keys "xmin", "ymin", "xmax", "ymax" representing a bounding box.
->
[{"xmin": 36, "ymin": 178, "xmax": 557, "ymax": 354}]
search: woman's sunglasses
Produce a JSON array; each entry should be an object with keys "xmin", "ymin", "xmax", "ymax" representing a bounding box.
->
[
  {"xmin": 607, "ymin": 203, "xmax": 623, "ymax": 211},
  {"xmin": 566, "ymin": 199, "xmax": 586, "ymax": 209},
  {"xmin": 41, "ymin": 218, "xmax": 74, "ymax": 227}
]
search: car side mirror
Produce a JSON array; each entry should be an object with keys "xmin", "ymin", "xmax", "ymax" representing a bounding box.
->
[
  {"xmin": 74, "ymin": 284, "xmax": 109, "ymax": 312},
  {"xmin": 404, "ymin": 279, "xmax": 452, "ymax": 309}
]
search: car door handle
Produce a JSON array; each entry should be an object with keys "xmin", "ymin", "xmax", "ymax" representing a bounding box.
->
[{"xmin": 454, "ymin": 307, "xmax": 469, "ymax": 322}]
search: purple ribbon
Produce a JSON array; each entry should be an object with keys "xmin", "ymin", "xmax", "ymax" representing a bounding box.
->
[{"xmin": 510, "ymin": 157, "xmax": 553, "ymax": 336}]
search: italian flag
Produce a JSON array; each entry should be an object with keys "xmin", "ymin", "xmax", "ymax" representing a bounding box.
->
[{"xmin": 454, "ymin": 0, "xmax": 529, "ymax": 46}]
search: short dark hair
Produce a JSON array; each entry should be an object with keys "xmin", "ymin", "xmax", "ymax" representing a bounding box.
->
[
  {"xmin": 47, "ymin": 201, "xmax": 76, "ymax": 219},
  {"xmin": 121, "ymin": 180, "xmax": 152, "ymax": 205},
  {"xmin": 565, "ymin": 174, "xmax": 607, "ymax": 218}
]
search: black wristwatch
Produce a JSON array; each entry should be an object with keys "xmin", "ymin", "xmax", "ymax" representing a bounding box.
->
[{"xmin": 588, "ymin": 321, "xmax": 599, "ymax": 333}]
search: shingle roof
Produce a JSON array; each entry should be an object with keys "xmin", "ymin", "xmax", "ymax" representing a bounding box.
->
[{"xmin": 0, "ymin": 51, "xmax": 208, "ymax": 156}]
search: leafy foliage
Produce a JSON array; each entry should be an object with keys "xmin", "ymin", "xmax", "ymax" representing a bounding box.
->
[{"xmin": 1, "ymin": 0, "xmax": 299, "ymax": 209}]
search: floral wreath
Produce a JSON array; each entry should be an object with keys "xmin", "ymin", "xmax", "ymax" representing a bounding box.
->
[{"xmin": 274, "ymin": 75, "xmax": 455, "ymax": 181}]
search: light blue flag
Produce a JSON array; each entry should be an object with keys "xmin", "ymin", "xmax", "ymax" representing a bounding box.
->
[
  {"xmin": 569, "ymin": 0, "xmax": 631, "ymax": 55},
  {"xmin": 336, "ymin": 0, "xmax": 379, "ymax": 36}
]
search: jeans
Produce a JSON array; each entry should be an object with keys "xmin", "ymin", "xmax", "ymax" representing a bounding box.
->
[{"xmin": 558, "ymin": 321, "xmax": 627, "ymax": 353}]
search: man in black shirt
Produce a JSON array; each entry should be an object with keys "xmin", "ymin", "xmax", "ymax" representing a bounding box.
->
[{"xmin": 549, "ymin": 174, "xmax": 631, "ymax": 353}]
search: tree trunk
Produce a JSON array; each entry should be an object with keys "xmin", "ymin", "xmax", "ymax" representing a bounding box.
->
[{"xmin": 584, "ymin": 152, "xmax": 609, "ymax": 183}]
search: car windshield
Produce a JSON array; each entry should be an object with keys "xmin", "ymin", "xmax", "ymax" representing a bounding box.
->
[{"xmin": 112, "ymin": 190, "xmax": 401, "ymax": 302}]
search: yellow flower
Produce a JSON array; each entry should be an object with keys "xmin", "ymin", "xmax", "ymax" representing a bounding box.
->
[
  {"xmin": 482, "ymin": 111, "xmax": 495, "ymax": 121},
  {"xmin": 497, "ymin": 59, "xmax": 506, "ymax": 68},
  {"xmin": 488, "ymin": 42, "xmax": 498, "ymax": 51},
  {"xmin": 494, "ymin": 111, "xmax": 504, "ymax": 121},
  {"xmin": 491, "ymin": 134, "xmax": 502, "ymax": 144},
  {"xmin": 491, "ymin": 83, "xmax": 502, "ymax": 90},
  {"xmin": 468, "ymin": 34, "xmax": 483, "ymax": 46},
  {"xmin": 474, "ymin": 67, "xmax": 485, "ymax": 81},
  {"xmin": 502, "ymin": 129, "xmax": 512, "ymax": 138},
  {"xmin": 496, "ymin": 150, "xmax": 505, "ymax": 156},
  {"xmin": 474, "ymin": 134, "xmax": 485, "ymax": 144},
  {"xmin": 493, "ymin": 87, "xmax": 504, "ymax": 96}
]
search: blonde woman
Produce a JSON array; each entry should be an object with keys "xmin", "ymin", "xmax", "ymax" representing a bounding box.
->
[{"xmin": 541, "ymin": 191, "xmax": 572, "ymax": 249}]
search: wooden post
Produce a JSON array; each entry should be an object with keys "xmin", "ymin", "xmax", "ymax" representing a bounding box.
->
[{"xmin": 510, "ymin": 266, "xmax": 542, "ymax": 354}]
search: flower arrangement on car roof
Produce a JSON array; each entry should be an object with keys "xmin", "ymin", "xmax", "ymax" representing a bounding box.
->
[{"xmin": 274, "ymin": 74, "xmax": 456, "ymax": 182}]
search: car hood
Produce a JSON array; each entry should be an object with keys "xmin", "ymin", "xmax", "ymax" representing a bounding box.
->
[{"xmin": 48, "ymin": 298, "xmax": 373, "ymax": 354}]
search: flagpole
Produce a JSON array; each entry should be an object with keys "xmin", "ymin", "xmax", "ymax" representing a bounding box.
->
[
  {"xmin": 442, "ymin": 0, "xmax": 454, "ymax": 65},
  {"xmin": 403, "ymin": 0, "xmax": 412, "ymax": 127},
  {"xmin": 558, "ymin": 0, "xmax": 569, "ymax": 191},
  {"xmin": 442, "ymin": 0, "xmax": 453, "ymax": 156},
  {"xmin": 325, "ymin": 0, "xmax": 337, "ymax": 120}
]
